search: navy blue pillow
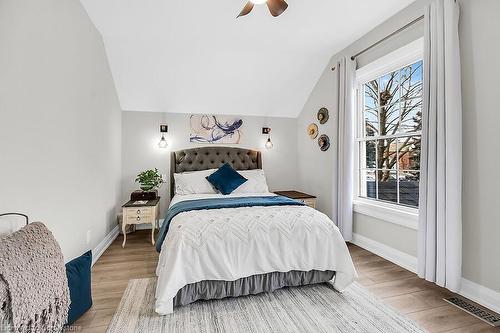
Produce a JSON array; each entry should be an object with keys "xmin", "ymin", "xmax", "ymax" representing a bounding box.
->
[
  {"xmin": 65, "ymin": 250, "xmax": 92, "ymax": 324},
  {"xmin": 206, "ymin": 163, "xmax": 247, "ymax": 195}
]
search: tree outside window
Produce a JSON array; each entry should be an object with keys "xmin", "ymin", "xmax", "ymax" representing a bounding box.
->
[{"xmin": 359, "ymin": 60, "xmax": 422, "ymax": 207}]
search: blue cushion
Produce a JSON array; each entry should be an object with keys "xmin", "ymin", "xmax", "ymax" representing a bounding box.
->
[
  {"xmin": 66, "ymin": 250, "xmax": 92, "ymax": 324},
  {"xmin": 206, "ymin": 163, "xmax": 247, "ymax": 195}
]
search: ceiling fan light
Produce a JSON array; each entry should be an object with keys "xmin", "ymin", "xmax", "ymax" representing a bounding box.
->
[{"xmin": 250, "ymin": 0, "xmax": 267, "ymax": 4}]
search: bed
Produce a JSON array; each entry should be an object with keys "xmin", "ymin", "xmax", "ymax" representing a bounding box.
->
[{"xmin": 154, "ymin": 147, "xmax": 357, "ymax": 315}]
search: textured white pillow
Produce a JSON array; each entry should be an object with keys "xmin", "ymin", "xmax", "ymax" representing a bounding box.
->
[
  {"xmin": 233, "ymin": 169, "xmax": 270, "ymax": 194},
  {"xmin": 174, "ymin": 169, "xmax": 218, "ymax": 195}
]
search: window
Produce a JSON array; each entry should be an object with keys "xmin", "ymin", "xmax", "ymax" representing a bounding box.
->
[{"xmin": 356, "ymin": 44, "xmax": 423, "ymax": 209}]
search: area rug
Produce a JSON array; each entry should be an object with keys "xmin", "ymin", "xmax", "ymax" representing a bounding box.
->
[{"xmin": 107, "ymin": 278, "xmax": 424, "ymax": 333}]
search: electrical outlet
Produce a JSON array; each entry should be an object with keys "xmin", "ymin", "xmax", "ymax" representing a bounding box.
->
[{"xmin": 86, "ymin": 230, "xmax": 91, "ymax": 245}]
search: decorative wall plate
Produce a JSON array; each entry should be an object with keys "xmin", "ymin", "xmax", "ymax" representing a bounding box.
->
[
  {"xmin": 318, "ymin": 134, "xmax": 330, "ymax": 151},
  {"xmin": 307, "ymin": 123, "xmax": 318, "ymax": 139},
  {"xmin": 317, "ymin": 107, "xmax": 329, "ymax": 124}
]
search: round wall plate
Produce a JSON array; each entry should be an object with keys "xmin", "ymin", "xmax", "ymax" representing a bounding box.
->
[
  {"xmin": 318, "ymin": 134, "xmax": 330, "ymax": 151},
  {"xmin": 317, "ymin": 107, "xmax": 329, "ymax": 124},
  {"xmin": 307, "ymin": 123, "xmax": 318, "ymax": 139}
]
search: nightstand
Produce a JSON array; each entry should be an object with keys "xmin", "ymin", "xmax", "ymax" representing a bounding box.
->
[
  {"xmin": 274, "ymin": 191, "xmax": 316, "ymax": 209},
  {"xmin": 122, "ymin": 198, "xmax": 160, "ymax": 247}
]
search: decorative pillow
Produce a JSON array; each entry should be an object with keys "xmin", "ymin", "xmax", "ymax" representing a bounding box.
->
[
  {"xmin": 174, "ymin": 169, "xmax": 218, "ymax": 195},
  {"xmin": 65, "ymin": 251, "xmax": 92, "ymax": 324},
  {"xmin": 234, "ymin": 169, "xmax": 270, "ymax": 194},
  {"xmin": 206, "ymin": 163, "xmax": 248, "ymax": 195}
]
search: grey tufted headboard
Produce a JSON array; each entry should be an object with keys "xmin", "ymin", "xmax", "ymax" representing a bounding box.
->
[{"xmin": 170, "ymin": 147, "xmax": 262, "ymax": 198}]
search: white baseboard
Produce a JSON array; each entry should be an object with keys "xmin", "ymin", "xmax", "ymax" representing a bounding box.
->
[
  {"xmin": 460, "ymin": 278, "xmax": 500, "ymax": 315},
  {"xmin": 351, "ymin": 233, "xmax": 500, "ymax": 314},
  {"xmin": 351, "ymin": 233, "xmax": 418, "ymax": 273},
  {"xmin": 92, "ymin": 225, "xmax": 119, "ymax": 267}
]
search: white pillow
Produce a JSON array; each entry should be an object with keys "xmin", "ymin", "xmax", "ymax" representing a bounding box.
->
[
  {"xmin": 174, "ymin": 169, "xmax": 218, "ymax": 195},
  {"xmin": 233, "ymin": 169, "xmax": 270, "ymax": 194}
]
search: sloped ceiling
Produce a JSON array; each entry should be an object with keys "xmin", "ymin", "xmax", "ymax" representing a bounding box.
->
[{"xmin": 81, "ymin": 0, "xmax": 414, "ymax": 117}]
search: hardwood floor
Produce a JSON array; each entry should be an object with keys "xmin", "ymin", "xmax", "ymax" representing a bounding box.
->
[{"xmin": 73, "ymin": 230, "xmax": 500, "ymax": 332}]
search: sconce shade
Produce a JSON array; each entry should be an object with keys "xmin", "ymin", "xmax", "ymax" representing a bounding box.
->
[
  {"xmin": 265, "ymin": 137, "xmax": 273, "ymax": 149},
  {"xmin": 158, "ymin": 135, "xmax": 168, "ymax": 148}
]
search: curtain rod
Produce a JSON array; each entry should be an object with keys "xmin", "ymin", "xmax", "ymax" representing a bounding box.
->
[{"xmin": 350, "ymin": 14, "xmax": 425, "ymax": 61}]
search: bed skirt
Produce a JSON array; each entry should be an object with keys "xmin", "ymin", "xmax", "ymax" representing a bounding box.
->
[{"xmin": 173, "ymin": 270, "xmax": 335, "ymax": 307}]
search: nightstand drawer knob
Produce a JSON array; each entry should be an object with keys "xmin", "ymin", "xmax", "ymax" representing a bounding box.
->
[
  {"xmin": 137, "ymin": 209, "xmax": 141, "ymax": 214},
  {"xmin": 136, "ymin": 216, "xmax": 141, "ymax": 221}
]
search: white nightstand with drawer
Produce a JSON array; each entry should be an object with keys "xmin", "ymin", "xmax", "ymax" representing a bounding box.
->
[{"xmin": 122, "ymin": 198, "xmax": 160, "ymax": 247}]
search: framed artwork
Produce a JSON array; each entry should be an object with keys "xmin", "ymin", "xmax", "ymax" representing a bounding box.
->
[{"xmin": 189, "ymin": 115, "xmax": 243, "ymax": 144}]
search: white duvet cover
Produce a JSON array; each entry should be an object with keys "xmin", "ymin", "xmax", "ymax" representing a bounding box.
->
[{"xmin": 155, "ymin": 193, "xmax": 357, "ymax": 315}]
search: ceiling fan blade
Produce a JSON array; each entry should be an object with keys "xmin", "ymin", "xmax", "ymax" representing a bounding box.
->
[
  {"xmin": 237, "ymin": 2, "xmax": 254, "ymax": 18},
  {"xmin": 267, "ymin": 0, "xmax": 288, "ymax": 17}
]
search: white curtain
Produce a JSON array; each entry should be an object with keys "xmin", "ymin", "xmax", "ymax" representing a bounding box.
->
[
  {"xmin": 418, "ymin": 0, "xmax": 462, "ymax": 292},
  {"xmin": 336, "ymin": 56, "xmax": 357, "ymax": 241}
]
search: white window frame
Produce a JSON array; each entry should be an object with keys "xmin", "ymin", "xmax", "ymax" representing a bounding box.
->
[{"xmin": 353, "ymin": 38, "xmax": 424, "ymax": 230}]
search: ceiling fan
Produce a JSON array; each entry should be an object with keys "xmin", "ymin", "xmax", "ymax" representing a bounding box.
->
[{"xmin": 237, "ymin": 0, "xmax": 288, "ymax": 18}]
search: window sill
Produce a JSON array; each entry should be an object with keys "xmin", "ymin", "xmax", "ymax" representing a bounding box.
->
[{"xmin": 353, "ymin": 199, "xmax": 419, "ymax": 230}]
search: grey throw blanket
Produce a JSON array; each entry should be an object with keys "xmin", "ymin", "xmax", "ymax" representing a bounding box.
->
[{"xmin": 0, "ymin": 222, "xmax": 69, "ymax": 333}]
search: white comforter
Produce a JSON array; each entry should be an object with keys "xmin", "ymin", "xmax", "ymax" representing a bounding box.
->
[{"xmin": 155, "ymin": 193, "xmax": 357, "ymax": 315}]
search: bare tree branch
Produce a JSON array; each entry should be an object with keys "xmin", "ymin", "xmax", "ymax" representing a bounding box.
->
[{"xmin": 362, "ymin": 61, "xmax": 423, "ymax": 183}]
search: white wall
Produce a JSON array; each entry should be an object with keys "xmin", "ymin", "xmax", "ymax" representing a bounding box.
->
[
  {"xmin": 297, "ymin": 2, "xmax": 426, "ymax": 259},
  {"xmin": 297, "ymin": 0, "xmax": 500, "ymax": 293},
  {"xmin": 459, "ymin": 0, "xmax": 500, "ymax": 293},
  {"xmin": 0, "ymin": 0, "xmax": 122, "ymax": 262},
  {"xmin": 2, "ymin": 0, "xmax": 496, "ymax": 299},
  {"xmin": 297, "ymin": 67, "xmax": 338, "ymax": 217},
  {"xmin": 296, "ymin": 8, "xmax": 423, "ymax": 258},
  {"xmin": 122, "ymin": 111, "xmax": 298, "ymax": 217}
]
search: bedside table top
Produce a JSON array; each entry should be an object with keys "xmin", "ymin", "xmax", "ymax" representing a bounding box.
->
[
  {"xmin": 274, "ymin": 191, "xmax": 316, "ymax": 200},
  {"xmin": 123, "ymin": 198, "xmax": 160, "ymax": 208}
]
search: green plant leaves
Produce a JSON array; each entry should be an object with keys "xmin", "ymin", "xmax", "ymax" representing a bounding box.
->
[{"xmin": 135, "ymin": 168, "xmax": 163, "ymax": 191}]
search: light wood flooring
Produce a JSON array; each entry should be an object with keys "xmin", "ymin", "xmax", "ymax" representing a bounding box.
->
[{"xmin": 73, "ymin": 230, "xmax": 500, "ymax": 333}]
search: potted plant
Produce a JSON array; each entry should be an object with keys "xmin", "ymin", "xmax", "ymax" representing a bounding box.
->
[{"xmin": 135, "ymin": 168, "xmax": 163, "ymax": 191}]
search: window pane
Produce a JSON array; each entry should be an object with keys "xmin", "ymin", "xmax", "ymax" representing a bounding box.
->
[
  {"xmin": 398, "ymin": 136, "xmax": 421, "ymax": 170},
  {"xmin": 360, "ymin": 170, "xmax": 376, "ymax": 199},
  {"xmin": 364, "ymin": 81, "xmax": 379, "ymax": 110},
  {"xmin": 404, "ymin": 83, "xmax": 422, "ymax": 100},
  {"xmin": 400, "ymin": 105, "xmax": 422, "ymax": 133},
  {"xmin": 401, "ymin": 61, "xmax": 423, "ymax": 99},
  {"xmin": 377, "ymin": 139, "xmax": 397, "ymax": 169},
  {"xmin": 377, "ymin": 170, "xmax": 397, "ymax": 203},
  {"xmin": 400, "ymin": 96, "xmax": 422, "ymax": 109},
  {"xmin": 399, "ymin": 171, "xmax": 420, "ymax": 207},
  {"xmin": 379, "ymin": 102, "xmax": 399, "ymax": 136},
  {"xmin": 364, "ymin": 109, "xmax": 378, "ymax": 137},
  {"xmin": 357, "ymin": 58, "xmax": 423, "ymax": 208},
  {"xmin": 379, "ymin": 70, "xmax": 400, "ymax": 107},
  {"xmin": 361, "ymin": 141, "xmax": 377, "ymax": 168}
]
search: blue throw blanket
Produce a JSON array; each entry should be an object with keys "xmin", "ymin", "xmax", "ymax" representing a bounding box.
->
[{"xmin": 156, "ymin": 196, "xmax": 305, "ymax": 252}]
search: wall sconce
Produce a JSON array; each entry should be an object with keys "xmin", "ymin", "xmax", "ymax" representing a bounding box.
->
[
  {"xmin": 158, "ymin": 124, "xmax": 168, "ymax": 149},
  {"xmin": 262, "ymin": 127, "xmax": 273, "ymax": 149}
]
